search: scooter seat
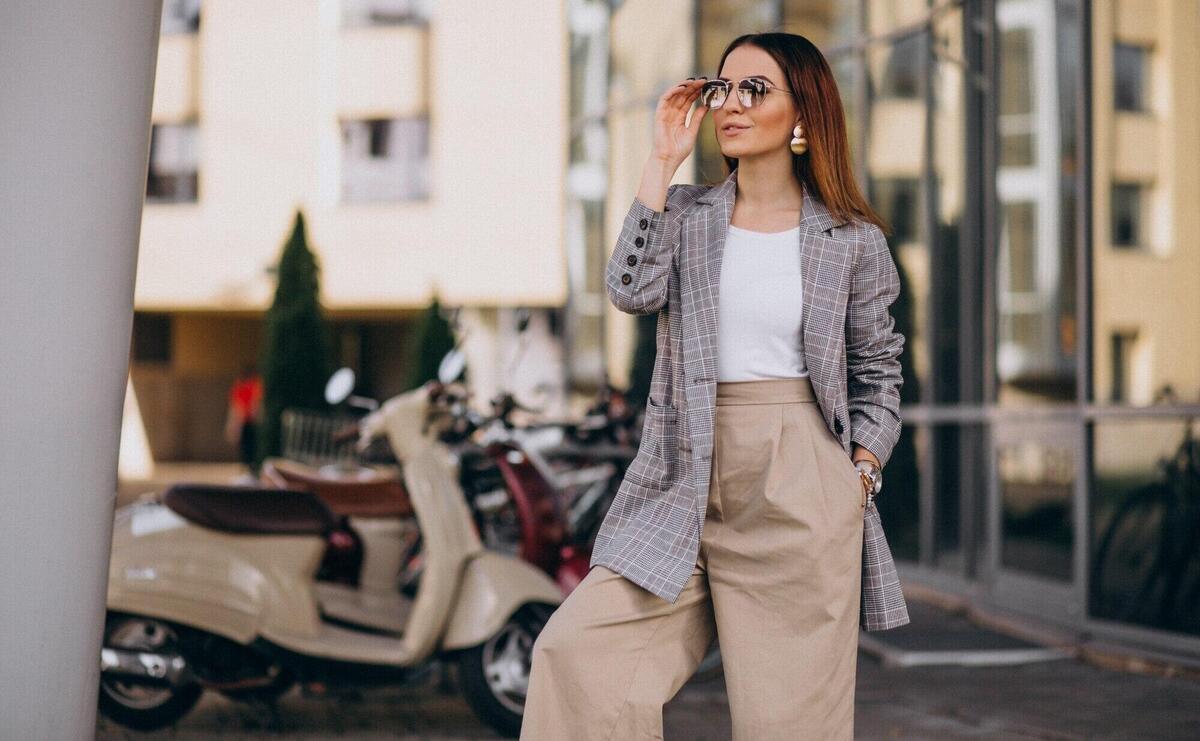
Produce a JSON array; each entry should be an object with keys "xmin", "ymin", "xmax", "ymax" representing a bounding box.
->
[
  {"xmin": 163, "ymin": 484, "xmax": 337, "ymax": 536},
  {"xmin": 260, "ymin": 460, "xmax": 413, "ymax": 518}
]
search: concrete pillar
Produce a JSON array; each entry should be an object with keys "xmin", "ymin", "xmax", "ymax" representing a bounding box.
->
[{"xmin": 0, "ymin": 2, "xmax": 162, "ymax": 738}]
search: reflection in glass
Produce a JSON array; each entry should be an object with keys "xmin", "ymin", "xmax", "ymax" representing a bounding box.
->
[
  {"xmin": 1110, "ymin": 182, "xmax": 1143, "ymax": 248},
  {"xmin": 880, "ymin": 425, "xmax": 921, "ymax": 563},
  {"xmin": 934, "ymin": 424, "xmax": 987, "ymax": 574},
  {"xmin": 931, "ymin": 5, "xmax": 973, "ymax": 405},
  {"xmin": 1091, "ymin": 420, "xmax": 1200, "ymax": 637},
  {"xmin": 999, "ymin": 433, "xmax": 1074, "ymax": 581},
  {"xmin": 994, "ymin": 0, "xmax": 1080, "ymax": 405},
  {"xmin": 1091, "ymin": 3, "xmax": 1200, "ymax": 409},
  {"xmin": 999, "ymin": 27, "xmax": 1034, "ymax": 167},
  {"xmin": 866, "ymin": 25, "xmax": 927, "ymax": 406},
  {"xmin": 1113, "ymin": 42, "xmax": 1148, "ymax": 113}
]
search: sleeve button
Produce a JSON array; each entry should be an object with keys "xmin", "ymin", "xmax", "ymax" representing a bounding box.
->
[
  {"xmin": 626, "ymin": 254, "xmax": 637, "ymax": 266},
  {"xmin": 639, "ymin": 218, "xmax": 649, "ymax": 230},
  {"xmin": 834, "ymin": 418, "xmax": 844, "ymax": 435},
  {"xmin": 634, "ymin": 236, "xmax": 645, "ymax": 248},
  {"xmin": 621, "ymin": 273, "xmax": 632, "ymax": 285}
]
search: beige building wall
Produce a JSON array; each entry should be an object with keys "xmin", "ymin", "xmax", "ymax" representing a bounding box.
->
[
  {"xmin": 1091, "ymin": 0, "xmax": 1200, "ymax": 409},
  {"xmin": 126, "ymin": 1, "xmax": 572, "ymax": 463},
  {"xmin": 137, "ymin": 0, "xmax": 568, "ymax": 311}
]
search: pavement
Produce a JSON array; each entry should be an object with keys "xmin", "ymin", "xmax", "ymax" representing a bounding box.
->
[
  {"xmin": 93, "ymin": 642, "xmax": 1200, "ymax": 740},
  {"xmin": 98, "ymin": 465, "xmax": 1200, "ymax": 738}
]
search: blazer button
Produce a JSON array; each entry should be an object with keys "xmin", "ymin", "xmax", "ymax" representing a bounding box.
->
[
  {"xmin": 634, "ymin": 236, "xmax": 645, "ymax": 248},
  {"xmin": 621, "ymin": 273, "xmax": 632, "ymax": 285},
  {"xmin": 639, "ymin": 218, "xmax": 649, "ymax": 230},
  {"xmin": 834, "ymin": 418, "xmax": 844, "ymax": 435},
  {"xmin": 626, "ymin": 254, "xmax": 637, "ymax": 266}
]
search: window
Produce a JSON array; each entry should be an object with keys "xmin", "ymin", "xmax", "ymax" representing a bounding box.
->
[
  {"xmin": 131, "ymin": 313, "xmax": 173, "ymax": 364},
  {"xmin": 146, "ymin": 122, "xmax": 199, "ymax": 203},
  {"xmin": 1113, "ymin": 43, "xmax": 1148, "ymax": 112},
  {"xmin": 1111, "ymin": 183, "xmax": 1143, "ymax": 248},
  {"xmin": 342, "ymin": 0, "xmax": 432, "ymax": 27},
  {"xmin": 870, "ymin": 178, "xmax": 920, "ymax": 245},
  {"xmin": 1109, "ymin": 330, "xmax": 1138, "ymax": 403},
  {"xmin": 340, "ymin": 117, "xmax": 430, "ymax": 202},
  {"xmin": 999, "ymin": 27, "xmax": 1035, "ymax": 167},
  {"xmin": 161, "ymin": 0, "xmax": 201, "ymax": 34},
  {"xmin": 879, "ymin": 33, "xmax": 922, "ymax": 99}
]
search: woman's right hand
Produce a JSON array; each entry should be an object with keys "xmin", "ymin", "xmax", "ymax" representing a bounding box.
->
[{"xmin": 650, "ymin": 78, "xmax": 710, "ymax": 170}]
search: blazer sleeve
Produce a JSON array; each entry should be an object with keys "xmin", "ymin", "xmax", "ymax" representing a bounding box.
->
[
  {"xmin": 605, "ymin": 184, "xmax": 684, "ymax": 315},
  {"xmin": 845, "ymin": 224, "xmax": 906, "ymax": 468}
]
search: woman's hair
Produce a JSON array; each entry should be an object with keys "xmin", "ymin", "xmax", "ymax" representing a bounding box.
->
[{"xmin": 715, "ymin": 32, "xmax": 889, "ymax": 233}]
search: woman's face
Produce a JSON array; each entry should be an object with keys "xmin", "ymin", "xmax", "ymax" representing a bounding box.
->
[{"xmin": 712, "ymin": 45, "xmax": 798, "ymax": 159}]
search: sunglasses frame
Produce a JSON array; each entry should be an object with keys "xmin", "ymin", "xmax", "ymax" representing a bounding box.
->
[{"xmin": 699, "ymin": 76, "xmax": 793, "ymax": 109}]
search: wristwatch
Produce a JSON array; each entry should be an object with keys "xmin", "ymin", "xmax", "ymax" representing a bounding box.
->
[{"xmin": 854, "ymin": 460, "xmax": 882, "ymax": 506}]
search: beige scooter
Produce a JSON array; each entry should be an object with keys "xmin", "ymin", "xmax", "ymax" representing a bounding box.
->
[{"xmin": 100, "ymin": 353, "xmax": 562, "ymax": 737}]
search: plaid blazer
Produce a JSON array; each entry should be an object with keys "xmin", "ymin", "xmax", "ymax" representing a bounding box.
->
[{"xmin": 591, "ymin": 167, "xmax": 907, "ymax": 627}]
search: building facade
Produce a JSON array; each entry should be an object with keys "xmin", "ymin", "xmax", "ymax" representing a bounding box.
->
[
  {"xmin": 131, "ymin": 0, "xmax": 571, "ymax": 461},
  {"xmin": 589, "ymin": 0, "xmax": 1200, "ymax": 654}
]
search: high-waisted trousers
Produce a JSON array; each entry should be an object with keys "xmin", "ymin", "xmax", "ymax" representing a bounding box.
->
[{"xmin": 519, "ymin": 375, "xmax": 864, "ymax": 741}]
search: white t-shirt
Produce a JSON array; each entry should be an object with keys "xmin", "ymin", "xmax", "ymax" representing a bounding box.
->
[{"xmin": 716, "ymin": 223, "xmax": 809, "ymax": 382}]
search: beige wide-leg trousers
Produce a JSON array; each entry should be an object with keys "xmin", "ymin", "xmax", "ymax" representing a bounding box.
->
[{"xmin": 520, "ymin": 376, "xmax": 865, "ymax": 741}]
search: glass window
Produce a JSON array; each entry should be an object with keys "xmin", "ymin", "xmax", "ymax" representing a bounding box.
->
[
  {"xmin": 880, "ymin": 425, "xmax": 922, "ymax": 564},
  {"xmin": 1113, "ymin": 42, "xmax": 1148, "ymax": 113},
  {"xmin": 146, "ymin": 122, "xmax": 199, "ymax": 203},
  {"xmin": 131, "ymin": 313, "xmax": 173, "ymax": 364},
  {"xmin": 930, "ymin": 4, "xmax": 978, "ymax": 405},
  {"xmin": 1091, "ymin": 419, "xmax": 1200, "ymax": 636},
  {"xmin": 994, "ymin": 2, "xmax": 1080, "ymax": 406},
  {"xmin": 1110, "ymin": 182, "xmax": 1143, "ymax": 248},
  {"xmin": 879, "ymin": 33, "xmax": 922, "ymax": 99},
  {"xmin": 999, "ymin": 27, "xmax": 1035, "ymax": 167},
  {"xmin": 998, "ymin": 430, "xmax": 1075, "ymax": 581},
  {"xmin": 1108, "ymin": 330, "xmax": 1138, "ymax": 403},
  {"xmin": 1092, "ymin": 12, "xmax": 1199, "ymax": 409},
  {"xmin": 342, "ymin": 0, "xmax": 432, "ymax": 27},
  {"xmin": 340, "ymin": 117, "xmax": 430, "ymax": 202},
  {"xmin": 161, "ymin": 0, "xmax": 201, "ymax": 35}
]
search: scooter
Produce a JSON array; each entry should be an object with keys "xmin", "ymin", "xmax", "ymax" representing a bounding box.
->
[{"xmin": 100, "ymin": 353, "xmax": 562, "ymax": 737}]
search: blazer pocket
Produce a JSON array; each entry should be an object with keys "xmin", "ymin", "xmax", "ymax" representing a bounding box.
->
[{"xmin": 627, "ymin": 399, "xmax": 678, "ymax": 488}]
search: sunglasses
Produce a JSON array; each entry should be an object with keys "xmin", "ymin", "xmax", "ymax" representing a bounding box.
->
[{"xmin": 699, "ymin": 76, "xmax": 792, "ymax": 109}]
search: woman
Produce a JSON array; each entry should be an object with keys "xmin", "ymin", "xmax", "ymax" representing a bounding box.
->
[{"xmin": 521, "ymin": 32, "xmax": 904, "ymax": 740}]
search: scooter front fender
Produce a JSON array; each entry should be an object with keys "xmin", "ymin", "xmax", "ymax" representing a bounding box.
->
[{"xmin": 440, "ymin": 551, "xmax": 562, "ymax": 651}]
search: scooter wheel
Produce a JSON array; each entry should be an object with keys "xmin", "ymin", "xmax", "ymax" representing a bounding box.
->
[
  {"xmin": 97, "ymin": 615, "xmax": 204, "ymax": 731},
  {"xmin": 456, "ymin": 603, "xmax": 552, "ymax": 738}
]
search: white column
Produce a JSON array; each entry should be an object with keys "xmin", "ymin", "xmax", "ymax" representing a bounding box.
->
[{"xmin": 0, "ymin": 2, "xmax": 162, "ymax": 738}]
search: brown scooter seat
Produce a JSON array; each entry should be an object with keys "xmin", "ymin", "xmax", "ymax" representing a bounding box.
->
[
  {"xmin": 260, "ymin": 460, "xmax": 414, "ymax": 518},
  {"xmin": 163, "ymin": 483, "xmax": 337, "ymax": 535}
]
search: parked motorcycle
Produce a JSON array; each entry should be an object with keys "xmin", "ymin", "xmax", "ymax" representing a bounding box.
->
[{"xmin": 100, "ymin": 360, "xmax": 562, "ymax": 736}]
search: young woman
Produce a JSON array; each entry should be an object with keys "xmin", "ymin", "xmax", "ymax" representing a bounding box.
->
[{"xmin": 520, "ymin": 32, "xmax": 904, "ymax": 740}]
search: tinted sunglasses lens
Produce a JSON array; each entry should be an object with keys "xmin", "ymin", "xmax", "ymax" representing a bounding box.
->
[
  {"xmin": 737, "ymin": 78, "xmax": 767, "ymax": 107},
  {"xmin": 700, "ymin": 81, "xmax": 727, "ymax": 108}
]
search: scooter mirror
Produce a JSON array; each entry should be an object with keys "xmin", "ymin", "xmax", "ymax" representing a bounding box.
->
[
  {"xmin": 437, "ymin": 348, "xmax": 466, "ymax": 384},
  {"xmin": 325, "ymin": 367, "xmax": 357, "ymax": 405}
]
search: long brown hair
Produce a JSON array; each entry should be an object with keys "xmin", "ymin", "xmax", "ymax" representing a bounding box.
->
[{"xmin": 715, "ymin": 32, "xmax": 890, "ymax": 233}]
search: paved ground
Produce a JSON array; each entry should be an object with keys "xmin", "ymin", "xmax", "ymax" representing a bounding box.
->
[{"xmin": 95, "ymin": 640, "xmax": 1200, "ymax": 740}]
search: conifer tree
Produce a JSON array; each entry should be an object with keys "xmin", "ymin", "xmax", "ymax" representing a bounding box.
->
[
  {"xmin": 405, "ymin": 293, "xmax": 460, "ymax": 390},
  {"xmin": 256, "ymin": 210, "xmax": 332, "ymax": 467}
]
